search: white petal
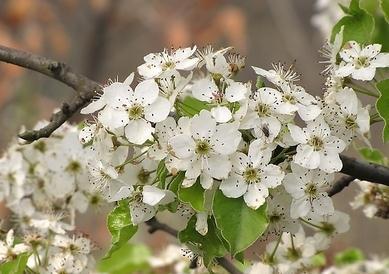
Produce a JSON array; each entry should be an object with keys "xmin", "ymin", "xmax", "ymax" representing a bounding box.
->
[
  {"xmin": 290, "ymin": 198, "xmax": 310, "ymax": 219},
  {"xmin": 125, "ymin": 119, "xmax": 153, "ymax": 145},
  {"xmin": 142, "ymin": 186, "xmax": 166, "ymax": 206},
  {"xmin": 98, "ymin": 107, "xmax": 129, "ymax": 130},
  {"xmin": 109, "ymin": 186, "xmax": 134, "ymax": 202},
  {"xmin": 231, "ymin": 152, "xmax": 249, "ymax": 173},
  {"xmin": 243, "ymin": 184, "xmax": 268, "ymax": 210},
  {"xmin": 297, "ymin": 104, "xmax": 321, "ymax": 121},
  {"xmin": 130, "ymin": 202, "xmax": 156, "ymax": 224},
  {"xmin": 288, "ymin": 124, "xmax": 308, "ymax": 144},
  {"xmin": 169, "ymin": 134, "xmax": 195, "ymax": 158},
  {"xmin": 312, "ymin": 195, "xmax": 334, "ymax": 216},
  {"xmin": 211, "ymin": 122, "xmax": 241, "ymax": 155},
  {"xmin": 195, "ymin": 212, "xmax": 208, "ymax": 236},
  {"xmin": 335, "ymin": 62, "xmax": 354, "ymax": 77},
  {"xmin": 294, "ymin": 145, "xmax": 320, "ymax": 169},
  {"xmin": 360, "ymin": 44, "xmax": 381, "ymax": 58},
  {"xmin": 247, "ymin": 139, "xmax": 272, "ymax": 168},
  {"xmin": 351, "ymin": 67, "xmax": 376, "ymax": 81},
  {"xmin": 80, "ymin": 98, "xmax": 106, "ymax": 114},
  {"xmin": 191, "ymin": 110, "xmax": 216, "ymax": 139},
  {"xmin": 6, "ymin": 229, "xmax": 14, "ymax": 247},
  {"xmin": 220, "ymin": 175, "xmax": 247, "ymax": 198},
  {"xmin": 283, "ymin": 173, "xmax": 305, "ymax": 199},
  {"xmin": 137, "ymin": 63, "xmax": 162, "ymax": 79},
  {"xmin": 123, "ymin": 73, "xmax": 135, "ymax": 86},
  {"xmin": 206, "ymin": 155, "xmax": 231, "ymax": 179},
  {"xmin": 319, "ymin": 152, "xmax": 343, "ymax": 173},
  {"xmin": 134, "ymin": 79, "xmax": 159, "ymax": 105},
  {"xmin": 172, "ymin": 46, "xmax": 196, "ymax": 62},
  {"xmin": 262, "ymin": 164, "xmax": 284, "ymax": 188},
  {"xmin": 191, "ymin": 78, "xmax": 217, "ymax": 102},
  {"xmin": 79, "ymin": 124, "xmax": 97, "ymax": 144},
  {"xmin": 176, "ymin": 57, "xmax": 199, "ymax": 70},
  {"xmin": 225, "ymin": 81, "xmax": 247, "ymax": 102},
  {"xmin": 200, "ymin": 173, "xmax": 213, "ymax": 189},
  {"xmin": 144, "ymin": 97, "xmax": 171, "ymax": 122},
  {"xmin": 371, "ymin": 53, "xmax": 389, "ymax": 67},
  {"xmin": 210, "ymin": 106, "xmax": 232, "ymax": 123}
]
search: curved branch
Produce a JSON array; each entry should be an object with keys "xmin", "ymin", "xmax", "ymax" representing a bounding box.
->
[
  {"xmin": 328, "ymin": 175, "xmax": 355, "ymax": 197},
  {"xmin": 340, "ymin": 155, "xmax": 389, "ymax": 187},
  {"xmin": 145, "ymin": 217, "xmax": 243, "ymax": 274},
  {"xmin": 0, "ymin": 45, "xmax": 101, "ymax": 142}
]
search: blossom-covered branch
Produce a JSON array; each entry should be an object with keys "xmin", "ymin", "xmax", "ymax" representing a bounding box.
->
[
  {"xmin": 0, "ymin": 45, "xmax": 101, "ymax": 142},
  {"xmin": 145, "ymin": 217, "xmax": 243, "ymax": 274}
]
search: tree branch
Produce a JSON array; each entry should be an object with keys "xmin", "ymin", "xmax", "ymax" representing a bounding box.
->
[
  {"xmin": 328, "ymin": 175, "xmax": 356, "ymax": 197},
  {"xmin": 340, "ymin": 155, "xmax": 389, "ymax": 187},
  {"xmin": 145, "ymin": 217, "xmax": 243, "ymax": 274},
  {"xmin": 0, "ymin": 45, "xmax": 101, "ymax": 142}
]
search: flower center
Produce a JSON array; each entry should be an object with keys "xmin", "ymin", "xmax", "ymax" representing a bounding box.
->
[
  {"xmin": 128, "ymin": 104, "xmax": 144, "ymax": 120},
  {"xmin": 321, "ymin": 222, "xmax": 335, "ymax": 235},
  {"xmin": 163, "ymin": 61, "xmax": 175, "ymax": 70},
  {"xmin": 356, "ymin": 56, "xmax": 370, "ymax": 68},
  {"xmin": 282, "ymin": 94, "xmax": 297, "ymax": 104},
  {"xmin": 308, "ymin": 136, "xmax": 324, "ymax": 151},
  {"xmin": 137, "ymin": 169, "xmax": 150, "ymax": 184},
  {"xmin": 243, "ymin": 167, "xmax": 260, "ymax": 184},
  {"xmin": 195, "ymin": 140, "xmax": 211, "ymax": 156},
  {"xmin": 255, "ymin": 103, "xmax": 270, "ymax": 117},
  {"xmin": 286, "ymin": 247, "xmax": 302, "ymax": 261},
  {"xmin": 305, "ymin": 183, "xmax": 318, "ymax": 197},
  {"xmin": 66, "ymin": 160, "xmax": 82, "ymax": 173},
  {"xmin": 345, "ymin": 115, "xmax": 357, "ymax": 129}
]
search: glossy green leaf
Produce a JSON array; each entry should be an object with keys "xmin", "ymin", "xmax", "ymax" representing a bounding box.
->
[
  {"xmin": 372, "ymin": 16, "xmax": 389, "ymax": 51},
  {"xmin": 98, "ymin": 243, "xmax": 151, "ymax": 274},
  {"xmin": 168, "ymin": 171, "xmax": 185, "ymax": 193},
  {"xmin": 381, "ymin": 0, "xmax": 389, "ymax": 23},
  {"xmin": 105, "ymin": 200, "xmax": 138, "ymax": 258},
  {"xmin": 0, "ymin": 253, "xmax": 29, "ymax": 274},
  {"xmin": 358, "ymin": 147, "xmax": 387, "ymax": 165},
  {"xmin": 376, "ymin": 79, "xmax": 389, "ymax": 142},
  {"xmin": 156, "ymin": 160, "xmax": 168, "ymax": 188},
  {"xmin": 178, "ymin": 180, "xmax": 205, "ymax": 212},
  {"xmin": 360, "ymin": 0, "xmax": 379, "ymax": 14},
  {"xmin": 331, "ymin": 0, "xmax": 375, "ymax": 44},
  {"xmin": 176, "ymin": 96, "xmax": 210, "ymax": 117},
  {"xmin": 212, "ymin": 190, "xmax": 268, "ymax": 255},
  {"xmin": 178, "ymin": 216, "xmax": 227, "ymax": 267},
  {"xmin": 335, "ymin": 248, "xmax": 364, "ymax": 266}
]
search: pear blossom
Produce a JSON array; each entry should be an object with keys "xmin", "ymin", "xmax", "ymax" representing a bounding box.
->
[
  {"xmin": 336, "ymin": 41, "xmax": 389, "ymax": 81},
  {"xmin": 324, "ymin": 87, "xmax": 370, "ymax": 144},
  {"xmin": 191, "ymin": 77, "xmax": 248, "ymax": 122},
  {"xmin": 0, "ymin": 229, "xmax": 30, "ymax": 263},
  {"xmin": 169, "ymin": 110, "xmax": 241, "ymax": 189},
  {"xmin": 220, "ymin": 140, "xmax": 284, "ymax": 209},
  {"xmin": 138, "ymin": 46, "xmax": 199, "ymax": 79},
  {"xmin": 283, "ymin": 164, "xmax": 334, "ymax": 218},
  {"xmin": 197, "ymin": 46, "xmax": 231, "ymax": 77},
  {"xmin": 252, "ymin": 63, "xmax": 300, "ymax": 88},
  {"xmin": 288, "ymin": 118, "xmax": 346, "ymax": 172},
  {"xmin": 240, "ymin": 87, "xmax": 284, "ymax": 143}
]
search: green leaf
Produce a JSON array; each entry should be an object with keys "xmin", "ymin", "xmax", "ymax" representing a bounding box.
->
[
  {"xmin": 98, "ymin": 243, "xmax": 151, "ymax": 274},
  {"xmin": 358, "ymin": 147, "xmax": 386, "ymax": 164},
  {"xmin": 360, "ymin": 0, "xmax": 379, "ymax": 14},
  {"xmin": 376, "ymin": 79, "xmax": 389, "ymax": 142},
  {"xmin": 105, "ymin": 200, "xmax": 138, "ymax": 258},
  {"xmin": 178, "ymin": 180, "xmax": 205, "ymax": 212},
  {"xmin": 212, "ymin": 190, "xmax": 268, "ymax": 255},
  {"xmin": 0, "ymin": 253, "xmax": 29, "ymax": 274},
  {"xmin": 176, "ymin": 96, "xmax": 210, "ymax": 117},
  {"xmin": 178, "ymin": 216, "xmax": 228, "ymax": 267},
  {"xmin": 310, "ymin": 253, "xmax": 327, "ymax": 267},
  {"xmin": 168, "ymin": 171, "xmax": 185, "ymax": 193},
  {"xmin": 381, "ymin": 0, "xmax": 389, "ymax": 23},
  {"xmin": 331, "ymin": 0, "xmax": 375, "ymax": 44},
  {"xmin": 372, "ymin": 16, "xmax": 389, "ymax": 51},
  {"xmin": 335, "ymin": 248, "xmax": 364, "ymax": 266},
  {"xmin": 156, "ymin": 160, "xmax": 168, "ymax": 188}
]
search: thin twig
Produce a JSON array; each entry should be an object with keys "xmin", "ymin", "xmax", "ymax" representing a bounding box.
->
[
  {"xmin": 0, "ymin": 45, "xmax": 101, "ymax": 142},
  {"xmin": 145, "ymin": 217, "xmax": 243, "ymax": 274}
]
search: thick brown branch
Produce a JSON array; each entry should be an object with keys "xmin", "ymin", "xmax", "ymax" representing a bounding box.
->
[
  {"xmin": 340, "ymin": 155, "xmax": 389, "ymax": 187},
  {"xmin": 328, "ymin": 175, "xmax": 356, "ymax": 197},
  {"xmin": 145, "ymin": 217, "xmax": 243, "ymax": 274},
  {"xmin": 0, "ymin": 45, "xmax": 101, "ymax": 142}
]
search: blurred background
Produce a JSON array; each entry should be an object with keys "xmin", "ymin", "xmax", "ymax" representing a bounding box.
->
[{"xmin": 0, "ymin": 0, "xmax": 387, "ymax": 262}]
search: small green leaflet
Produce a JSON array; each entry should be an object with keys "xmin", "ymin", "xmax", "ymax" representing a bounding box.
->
[
  {"xmin": 0, "ymin": 253, "xmax": 29, "ymax": 274},
  {"xmin": 178, "ymin": 179, "xmax": 205, "ymax": 212},
  {"xmin": 105, "ymin": 200, "xmax": 138, "ymax": 258},
  {"xmin": 331, "ymin": 0, "xmax": 375, "ymax": 44},
  {"xmin": 358, "ymin": 147, "xmax": 387, "ymax": 165},
  {"xmin": 335, "ymin": 248, "xmax": 365, "ymax": 266},
  {"xmin": 176, "ymin": 96, "xmax": 210, "ymax": 117},
  {"xmin": 376, "ymin": 79, "xmax": 389, "ymax": 142},
  {"xmin": 381, "ymin": 0, "xmax": 389, "ymax": 23},
  {"xmin": 98, "ymin": 243, "xmax": 151, "ymax": 274},
  {"xmin": 213, "ymin": 190, "xmax": 268, "ymax": 255},
  {"xmin": 178, "ymin": 216, "xmax": 228, "ymax": 267},
  {"xmin": 156, "ymin": 160, "xmax": 168, "ymax": 188}
]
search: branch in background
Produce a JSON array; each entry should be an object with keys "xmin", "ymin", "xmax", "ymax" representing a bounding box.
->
[
  {"xmin": 145, "ymin": 217, "xmax": 243, "ymax": 274},
  {"xmin": 328, "ymin": 175, "xmax": 356, "ymax": 197},
  {"xmin": 340, "ymin": 155, "xmax": 389, "ymax": 187},
  {"xmin": 0, "ymin": 45, "xmax": 101, "ymax": 142}
]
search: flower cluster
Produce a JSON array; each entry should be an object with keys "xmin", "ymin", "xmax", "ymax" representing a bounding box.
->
[{"xmin": 0, "ymin": 122, "xmax": 97, "ymax": 273}]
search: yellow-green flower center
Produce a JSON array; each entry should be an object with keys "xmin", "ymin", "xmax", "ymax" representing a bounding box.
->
[
  {"xmin": 308, "ymin": 136, "xmax": 324, "ymax": 151},
  {"xmin": 128, "ymin": 104, "xmax": 144, "ymax": 120},
  {"xmin": 255, "ymin": 103, "xmax": 270, "ymax": 117},
  {"xmin": 243, "ymin": 167, "xmax": 260, "ymax": 184},
  {"xmin": 195, "ymin": 140, "xmax": 211, "ymax": 156}
]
